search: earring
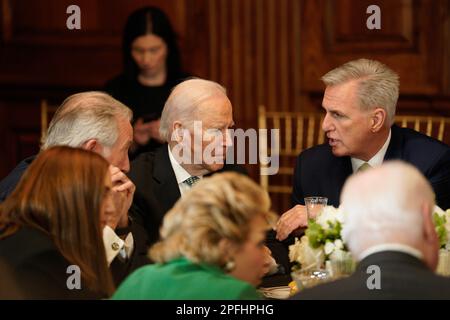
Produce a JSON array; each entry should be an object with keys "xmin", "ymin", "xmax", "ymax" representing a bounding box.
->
[{"xmin": 224, "ymin": 260, "xmax": 235, "ymax": 272}]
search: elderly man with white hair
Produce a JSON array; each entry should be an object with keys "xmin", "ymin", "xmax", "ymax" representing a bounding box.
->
[
  {"xmin": 128, "ymin": 78, "xmax": 247, "ymax": 245},
  {"xmin": 292, "ymin": 161, "xmax": 450, "ymax": 299},
  {"xmin": 0, "ymin": 91, "xmax": 150, "ymax": 285}
]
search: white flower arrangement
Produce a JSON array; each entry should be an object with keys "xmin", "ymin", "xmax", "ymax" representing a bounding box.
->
[
  {"xmin": 289, "ymin": 205, "xmax": 352, "ymax": 272},
  {"xmin": 433, "ymin": 205, "xmax": 450, "ymax": 250},
  {"xmin": 324, "ymin": 239, "xmax": 344, "ymax": 256},
  {"xmin": 432, "ymin": 206, "xmax": 450, "ymax": 276},
  {"xmin": 288, "ymin": 204, "xmax": 450, "ymax": 277},
  {"xmin": 315, "ymin": 206, "xmax": 345, "ymax": 231},
  {"xmin": 288, "ymin": 236, "xmax": 325, "ymax": 271}
]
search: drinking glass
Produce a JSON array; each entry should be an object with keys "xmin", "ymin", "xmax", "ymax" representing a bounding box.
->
[
  {"xmin": 291, "ymin": 268, "xmax": 330, "ymax": 291},
  {"xmin": 304, "ymin": 196, "xmax": 328, "ymax": 220}
]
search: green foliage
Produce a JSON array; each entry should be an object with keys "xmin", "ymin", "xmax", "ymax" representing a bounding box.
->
[
  {"xmin": 305, "ymin": 219, "xmax": 343, "ymax": 249},
  {"xmin": 434, "ymin": 212, "xmax": 448, "ymax": 248},
  {"xmin": 305, "ymin": 220, "xmax": 324, "ymax": 248}
]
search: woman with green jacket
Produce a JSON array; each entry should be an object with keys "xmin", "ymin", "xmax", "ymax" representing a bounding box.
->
[{"xmin": 113, "ymin": 172, "xmax": 276, "ymax": 300}]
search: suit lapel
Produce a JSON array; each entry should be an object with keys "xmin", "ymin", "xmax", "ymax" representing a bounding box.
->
[
  {"xmin": 152, "ymin": 146, "xmax": 181, "ymax": 218},
  {"xmin": 329, "ymin": 156, "xmax": 353, "ymax": 206},
  {"xmin": 384, "ymin": 125, "xmax": 404, "ymax": 161}
]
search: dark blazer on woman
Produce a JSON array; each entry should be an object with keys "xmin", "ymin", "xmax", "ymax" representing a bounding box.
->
[
  {"xmin": 0, "ymin": 227, "xmax": 102, "ymax": 299},
  {"xmin": 0, "ymin": 157, "xmax": 150, "ymax": 286}
]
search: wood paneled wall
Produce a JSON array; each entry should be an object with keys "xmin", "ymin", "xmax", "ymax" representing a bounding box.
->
[
  {"xmin": 0, "ymin": 0, "xmax": 197, "ymax": 178},
  {"xmin": 207, "ymin": 0, "xmax": 302, "ymax": 125}
]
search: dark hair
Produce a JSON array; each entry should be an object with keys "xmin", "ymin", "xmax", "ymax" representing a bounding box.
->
[
  {"xmin": 122, "ymin": 6, "xmax": 182, "ymax": 83},
  {"xmin": 0, "ymin": 146, "xmax": 114, "ymax": 296}
]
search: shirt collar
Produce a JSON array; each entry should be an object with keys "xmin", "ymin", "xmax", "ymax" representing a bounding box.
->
[
  {"xmin": 167, "ymin": 145, "xmax": 192, "ymax": 185},
  {"xmin": 358, "ymin": 243, "xmax": 424, "ymax": 262},
  {"xmin": 351, "ymin": 129, "xmax": 391, "ymax": 173}
]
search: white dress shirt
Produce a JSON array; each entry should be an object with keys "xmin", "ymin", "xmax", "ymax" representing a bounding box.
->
[
  {"xmin": 103, "ymin": 226, "xmax": 134, "ymax": 265},
  {"xmin": 351, "ymin": 129, "xmax": 392, "ymax": 173},
  {"xmin": 358, "ymin": 243, "xmax": 423, "ymax": 262},
  {"xmin": 167, "ymin": 145, "xmax": 202, "ymax": 196}
]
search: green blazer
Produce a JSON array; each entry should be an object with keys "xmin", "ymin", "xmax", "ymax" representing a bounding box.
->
[{"xmin": 112, "ymin": 257, "xmax": 261, "ymax": 300}]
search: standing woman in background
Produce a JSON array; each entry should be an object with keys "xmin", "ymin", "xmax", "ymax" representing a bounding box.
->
[
  {"xmin": 0, "ymin": 147, "xmax": 115, "ymax": 299},
  {"xmin": 106, "ymin": 6, "xmax": 190, "ymax": 159}
]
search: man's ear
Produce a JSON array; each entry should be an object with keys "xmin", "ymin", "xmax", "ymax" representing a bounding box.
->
[
  {"xmin": 83, "ymin": 139, "xmax": 101, "ymax": 153},
  {"xmin": 172, "ymin": 121, "xmax": 184, "ymax": 143},
  {"xmin": 421, "ymin": 201, "xmax": 439, "ymax": 270},
  {"xmin": 371, "ymin": 108, "xmax": 387, "ymax": 133},
  {"xmin": 422, "ymin": 202, "xmax": 438, "ymax": 246}
]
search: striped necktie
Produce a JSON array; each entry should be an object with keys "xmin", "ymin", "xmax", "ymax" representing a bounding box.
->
[{"xmin": 184, "ymin": 176, "xmax": 200, "ymax": 187}]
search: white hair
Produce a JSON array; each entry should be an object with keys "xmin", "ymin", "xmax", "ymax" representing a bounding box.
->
[
  {"xmin": 159, "ymin": 78, "xmax": 228, "ymax": 142},
  {"xmin": 42, "ymin": 91, "xmax": 132, "ymax": 150},
  {"xmin": 321, "ymin": 59, "xmax": 399, "ymax": 126},
  {"xmin": 341, "ymin": 161, "xmax": 435, "ymax": 259}
]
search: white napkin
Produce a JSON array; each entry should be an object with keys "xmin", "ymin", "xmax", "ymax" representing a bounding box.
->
[{"xmin": 258, "ymin": 286, "xmax": 292, "ymax": 299}]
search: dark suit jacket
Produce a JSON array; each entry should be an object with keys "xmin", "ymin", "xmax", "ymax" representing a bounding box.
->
[
  {"xmin": 291, "ymin": 251, "xmax": 450, "ymax": 299},
  {"xmin": 109, "ymin": 220, "xmax": 151, "ymax": 285},
  {"xmin": 0, "ymin": 155, "xmax": 150, "ymax": 285},
  {"xmin": 0, "ymin": 227, "xmax": 102, "ymax": 299},
  {"xmin": 128, "ymin": 145, "xmax": 248, "ymax": 245},
  {"xmin": 293, "ymin": 125, "xmax": 450, "ymax": 208},
  {"xmin": 267, "ymin": 125, "xmax": 450, "ymax": 273},
  {"xmin": 0, "ymin": 155, "xmax": 36, "ymax": 203}
]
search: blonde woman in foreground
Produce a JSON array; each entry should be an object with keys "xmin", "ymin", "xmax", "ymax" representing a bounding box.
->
[{"xmin": 113, "ymin": 172, "xmax": 276, "ymax": 299}]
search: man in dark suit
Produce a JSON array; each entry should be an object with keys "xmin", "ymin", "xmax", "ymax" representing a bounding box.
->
[
  {"xmin": 0, "ymin": 92, "xmax": 150, "ymax": 285},
  {"xmin": 128, "ymin": 78, "xmax": 247, "ymax": 245},
  {"xmin": 292, "ymin": 161, "xmax": 450, "ymax": 299},
  {"xmin": 269, "ymin": 59, "xmax": 450, "ymax": 271},
  {"xmin": 290, "ymin": 124, "xmax": 450, "ymax": 209}
]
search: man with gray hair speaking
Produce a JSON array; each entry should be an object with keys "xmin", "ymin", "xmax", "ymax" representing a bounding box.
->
[
  {"xmin": 270, "ymin": 59, "xmax": 450, "ymax": 272},
  {"xmin": 292, "ymin": 161, "xmax": 450, "ymax": 299},
  {"xmin": 277, "ymin": 59, "xmax": 450, "ymax": 240}
]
